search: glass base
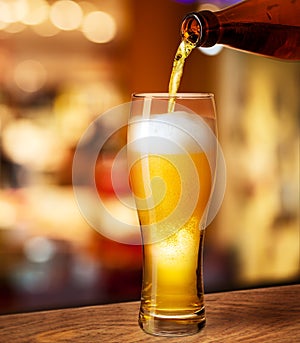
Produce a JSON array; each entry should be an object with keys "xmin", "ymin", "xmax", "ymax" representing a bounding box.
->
[{"xmin": 138, "ymin": 307, "xmax": 206, "ymax": 337}]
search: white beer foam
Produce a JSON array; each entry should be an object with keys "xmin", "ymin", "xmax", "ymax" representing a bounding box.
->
[{"xmin": 128, "ymin": 111, "xmax": 215, "ymax": 155}]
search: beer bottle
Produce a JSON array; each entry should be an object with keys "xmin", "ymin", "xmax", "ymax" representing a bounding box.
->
[{"xmin": 181, "ymin": 0, "xmax": 300, "ymax": 60}]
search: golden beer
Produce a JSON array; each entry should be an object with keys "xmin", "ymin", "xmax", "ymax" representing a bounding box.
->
[
  {"xmin": 168, "ymin": 39, "xmax": 196, "ymax": 112},
  {"xmin": 128, "ymin": 107, "xmax": 216, "ymax": 336}
]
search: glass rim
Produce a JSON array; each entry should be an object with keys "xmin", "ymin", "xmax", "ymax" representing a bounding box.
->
[{"xmin": 132, "ymin": 92, "xmax": 214, "ymax": 99}]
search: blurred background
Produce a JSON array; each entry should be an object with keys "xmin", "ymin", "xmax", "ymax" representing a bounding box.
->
[{"xmin": 0, "ymin": 0, "xmax": 299, "ymax": 314}]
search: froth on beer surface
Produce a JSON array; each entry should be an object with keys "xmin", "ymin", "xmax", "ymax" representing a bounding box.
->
[{"xmin": 128, "ymin": 111, "xmax": 216, "ymax": 155}]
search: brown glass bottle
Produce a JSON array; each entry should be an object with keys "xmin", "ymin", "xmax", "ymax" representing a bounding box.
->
[{"xmin": 181, "ymin": 0, "xmax": 300, "ymax": 60}]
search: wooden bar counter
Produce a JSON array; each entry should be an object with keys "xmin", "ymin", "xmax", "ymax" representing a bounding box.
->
[{"xmin": 1, "ymin": 284, "xmax": 299, "ymax": 342}]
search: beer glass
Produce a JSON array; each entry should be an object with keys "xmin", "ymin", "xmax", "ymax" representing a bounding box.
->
[{"xmin": 127, "ymin": 93, "xmax": 217, "ymax": 337}]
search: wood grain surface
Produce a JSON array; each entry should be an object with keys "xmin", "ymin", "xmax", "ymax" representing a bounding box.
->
[{"xmin": 0, "ymin": 285, "xmax": 299, "ymax": 343}]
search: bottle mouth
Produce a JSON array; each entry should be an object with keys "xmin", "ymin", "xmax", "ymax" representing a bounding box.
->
[{"xmin": 181, "ymin": 13, "xmax": 201, "ymax": 46}]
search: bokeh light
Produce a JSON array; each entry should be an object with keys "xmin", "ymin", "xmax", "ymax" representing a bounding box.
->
[
  {"xmin": 0, "ymin": 1, "xmax": 119, "ymax": 45},
  {"xmin": 81, "ymin": 11, "xmax": 117, "ymax": 43},
  {"xmin": 3, "ymin": 21, "xmax": 26, "ymax": 33},
  {"xmin": 0, "ymin": 0, "xmax": 28, "ymax": 23},
  {"xmin": 31, "ymin": 17, "xmax": 60, "ymax": 37},
  {"xmin": 21, "ymin": 0, "xmax": 49, "ymax": 26},
  {"xmin": 24, "ymin": 236, "xmax": 56, "ymax": 263},
  {"xmin": 50, "ymin": 0, "xmax": 83, "ymax": 31},
  {"xmin": 2, "ymin": 119, "xmax": 62, "ymax": 170},
  {"xmin": 14, "ymin": 59, "xmax": 47, "ymax": 92}
]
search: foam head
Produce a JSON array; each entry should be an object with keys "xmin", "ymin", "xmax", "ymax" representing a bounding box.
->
[{"xmin": 128, "ymin": 111, "xmax": 215, "ymax": 155}]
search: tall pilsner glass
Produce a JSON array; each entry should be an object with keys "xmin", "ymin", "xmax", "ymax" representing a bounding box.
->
[{"xmin": 127, "ymin": 93, "xmax": 217, "ymax": 337}]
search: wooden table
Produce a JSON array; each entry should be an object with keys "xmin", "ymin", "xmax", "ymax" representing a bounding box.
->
[{"xmin": 0, "ymin": 285, "xmax": 299, "ymax": 342}]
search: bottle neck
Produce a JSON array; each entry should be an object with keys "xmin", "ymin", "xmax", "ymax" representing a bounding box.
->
[
  {"xmin": 181, "ymin": 10, "xmax": 219, "ymax": 48},
  {"xmin": 181, "ymin": 1, "xmax": 300, "ymax": 60}
]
